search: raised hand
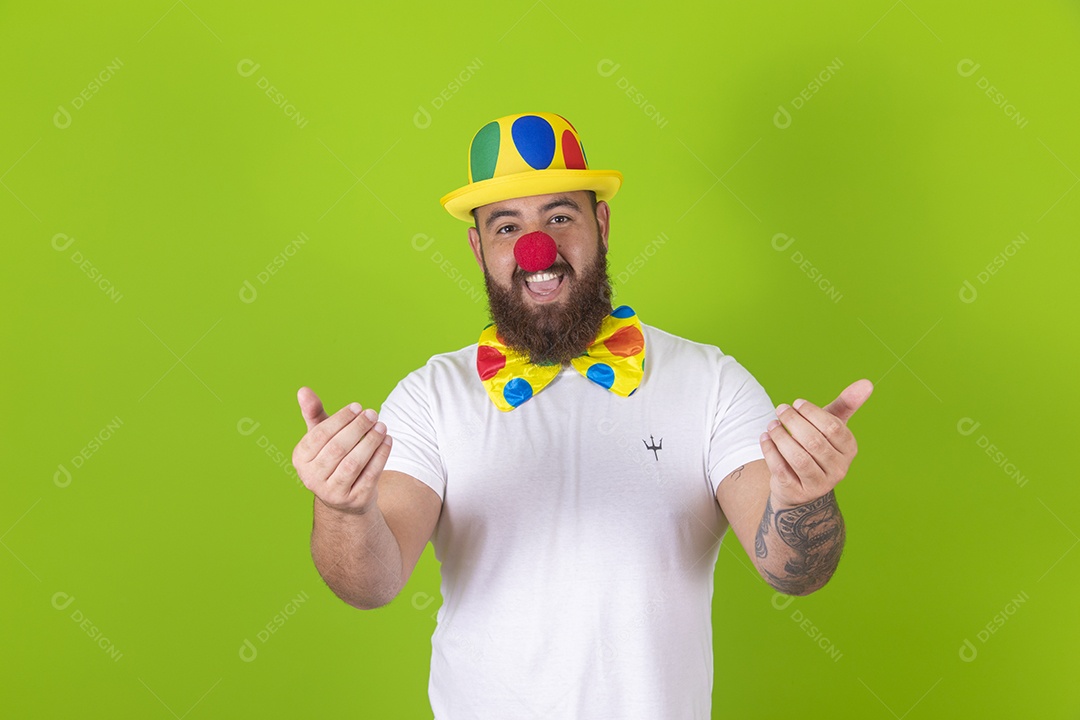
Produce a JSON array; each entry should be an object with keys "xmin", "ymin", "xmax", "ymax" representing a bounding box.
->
[
  {"xmin": 759, "ymin": 378, "xmax": 873, "ymax": 508},
  {"xmin": 292, "ymin": 386, "xmax": 393, "ymax": 515}
]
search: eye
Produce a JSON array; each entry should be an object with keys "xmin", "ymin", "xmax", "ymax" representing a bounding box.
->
[
  {"xmin": 495, "ymin": 224, "xmax": 517, "ymax": 235},
  {"xmin": 550, "ymin": 215, "xmax": 571, "ymax": 224}
]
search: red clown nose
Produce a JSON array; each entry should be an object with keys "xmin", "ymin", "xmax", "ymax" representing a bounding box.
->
[{"xmin": 513, "ymin": 231, "xmax": 558, "ymax": 273}]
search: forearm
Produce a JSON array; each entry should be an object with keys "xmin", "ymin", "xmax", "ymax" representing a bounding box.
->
[
  {"xmin": 311, "ymin": 496, "xmax": 403, "ymax": 610},
  {"xmin": 753, "ymin": 489, "xmax": 846, "ymax": 596}
]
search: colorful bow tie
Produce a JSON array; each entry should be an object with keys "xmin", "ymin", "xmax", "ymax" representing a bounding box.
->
[{"xmin": 476, "ymin": 305, "xmax": 646, "ymax": 412}]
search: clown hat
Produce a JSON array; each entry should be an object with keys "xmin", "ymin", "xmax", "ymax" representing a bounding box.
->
[{"xmin": 440, "ymin": 111, "xmax": 623, "ymax": 223}]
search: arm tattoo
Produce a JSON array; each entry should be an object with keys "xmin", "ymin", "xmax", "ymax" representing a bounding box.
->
[
  {"xmin": 755, "ymin": 494, "xmax": 772, "ymax": 559},
  {"xmin": 757, "ymin": 490, "xmax": 845, "ymax": 595},
  {"xmin": 727, "ymin": 464, "xmax": 745, "ymax": 482}
]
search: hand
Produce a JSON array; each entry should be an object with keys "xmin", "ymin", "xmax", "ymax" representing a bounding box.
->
[
  {"xmin": 759, "ymin": 378, "xmax": 873, "ymax": 508},
  {"xmin": 292, "ymin": 386, "xmax": 393, "ymax": 515}
]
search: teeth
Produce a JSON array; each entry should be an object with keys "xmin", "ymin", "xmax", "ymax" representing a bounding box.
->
[{"xmin": 525, "ymin": 272, "xmax": 561, "ymax": 282}]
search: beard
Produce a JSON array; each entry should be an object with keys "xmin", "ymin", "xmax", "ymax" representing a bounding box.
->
[{"xmin": 482, "ymin": 232, "xmax": 613, "ymax": 366}]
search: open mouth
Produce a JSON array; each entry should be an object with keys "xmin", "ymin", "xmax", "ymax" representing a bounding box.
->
[{"xmin": 523, "ymin": 270, "xmax": 564, "ymax": 299}]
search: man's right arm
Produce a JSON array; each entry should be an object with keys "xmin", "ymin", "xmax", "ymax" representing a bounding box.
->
[
  {"xmin": 310, "ymin": 469, "xmax": 442, "ymax": 610},
  {"xmin": 292, "ymin": 387, "xmax": 443, "ymax": 610}
]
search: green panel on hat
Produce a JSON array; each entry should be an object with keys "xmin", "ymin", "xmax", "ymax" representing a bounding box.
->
[
  {"xmin": 469, "ymin": 121, "xmax": 500, "ymax": 182},
  {"xmin": 442, "ymin": 110, "xmax": 622, "ymax": 222}
]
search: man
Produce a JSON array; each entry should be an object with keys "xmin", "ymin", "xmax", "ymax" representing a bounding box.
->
[{"xmin": 292, "ymin": 111, "xmax": 873, "ymax": 718}]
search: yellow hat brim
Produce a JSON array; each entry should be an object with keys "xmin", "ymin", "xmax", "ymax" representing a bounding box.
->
[{"xmin": 440, "ymin": 169, "xmax": 623, "ymax": 223}]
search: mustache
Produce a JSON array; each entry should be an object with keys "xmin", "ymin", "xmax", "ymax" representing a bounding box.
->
[{"xmin": 512, "ymin": 261, "xmax": 575, "ymax": 284}]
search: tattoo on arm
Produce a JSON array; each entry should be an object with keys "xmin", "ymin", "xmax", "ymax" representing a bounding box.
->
[
  {"xmin": 756, "ymin": 490, "xmax": 845, "ymax": 595},
  {"xmin": 755, "ymin": 494, "xmax": 772, "ymax": 559}
]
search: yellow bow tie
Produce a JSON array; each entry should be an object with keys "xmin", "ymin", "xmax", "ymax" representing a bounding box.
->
[{"xmin": 476, "ymin": 305, "xmax": 646, "ymax": 411}]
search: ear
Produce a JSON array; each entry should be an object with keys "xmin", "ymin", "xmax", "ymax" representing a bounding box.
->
[
  {"xmin": 467, "ymin": 225, "xmax": 485, "ymax": 271},
  {"xmin": 595, "ymin": 200, "xmax": 611, "ymax": 253}
]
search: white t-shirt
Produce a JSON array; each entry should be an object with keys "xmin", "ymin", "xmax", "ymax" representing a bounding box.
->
[{"xmin": 378, "ymin": 321, "xmax": 776, "ymax": 719}]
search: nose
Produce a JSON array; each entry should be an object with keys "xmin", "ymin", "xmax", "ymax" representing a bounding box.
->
[{"xmin": 514, "ymin": 231, "xmax": 558, "ymax": 272}]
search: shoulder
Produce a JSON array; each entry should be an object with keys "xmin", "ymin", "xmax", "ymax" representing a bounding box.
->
[
  {"xmin": 380, "ymin": 341, "xmax": 478, "ymax": 422},
  {"xmin": 640, "ymin": 320, "xmax": 765, "ymax": 393},
  {"xmin": 641, "ymin": 321, "xmax": 733, "ymax": 368},
  {"xmin": 390, "ymin": 340, "xmax": 478, "ymax": 391}
]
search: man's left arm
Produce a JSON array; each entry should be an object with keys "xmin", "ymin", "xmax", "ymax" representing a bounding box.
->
[
  {"xmin": 754, "ymin": 486, "xmax": 845, "ymax": 596},
  {"xmin": 717, "ymin": 378, "xmax": 873, "ymax": 596}
]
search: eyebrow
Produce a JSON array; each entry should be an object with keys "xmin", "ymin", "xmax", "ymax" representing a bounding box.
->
[{"xmin": 483, "ymin": 197, "xmax": 582, "ymax": 231}]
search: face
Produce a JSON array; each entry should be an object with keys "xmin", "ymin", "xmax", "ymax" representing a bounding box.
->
[{"xmin": 467, "ymin": 190, "xmax": 614, "ymax": 366}]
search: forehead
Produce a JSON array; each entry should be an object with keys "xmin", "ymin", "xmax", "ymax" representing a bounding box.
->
[{"xmin": 473, "ymin": 190, "xmax": 591, "ymax": 223}]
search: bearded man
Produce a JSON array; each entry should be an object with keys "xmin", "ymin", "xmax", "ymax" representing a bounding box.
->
[{"xmin": 291, "ymin": 111, "xmax": 873, "ymax": 719}]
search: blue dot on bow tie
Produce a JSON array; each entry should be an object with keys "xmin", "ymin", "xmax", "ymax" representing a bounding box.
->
[
  {"xmin": 504, "ymin": 378, "xmax": 534, "ymax": 407},
  {"xmin": 586, "ymin": 363, "xmax": 615, "ymax": 389},
  {"xmin": 611, "ymin": 305, "xmax": 635, "ymax": 318}
]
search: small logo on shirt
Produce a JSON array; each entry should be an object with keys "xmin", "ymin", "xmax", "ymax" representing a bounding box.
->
[{"xmin": 643, "ymin": 434, "xmax": 663, "ymax": 461}]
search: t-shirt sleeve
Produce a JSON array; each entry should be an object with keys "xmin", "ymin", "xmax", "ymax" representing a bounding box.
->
[
  {"xmin": 377, "ymin": 366, "xmax": 447, "ymax": 501},
  {"xmin": 706, "ymin": 354, "xmax": 776, "ymax": 497}
]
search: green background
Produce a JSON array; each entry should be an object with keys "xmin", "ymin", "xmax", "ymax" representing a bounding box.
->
[{"xmin": 3, "ymin": 1, "xmax": 1076, "ymax": 717}]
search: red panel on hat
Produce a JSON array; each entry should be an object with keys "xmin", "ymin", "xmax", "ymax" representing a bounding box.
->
[
  {"xmin": 562, "ymin": 130, "xmax": 586, "ymax": 170},
  {"xmin": 514, "ymin": 231, "xmax": 558, "ymax": 272}
]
